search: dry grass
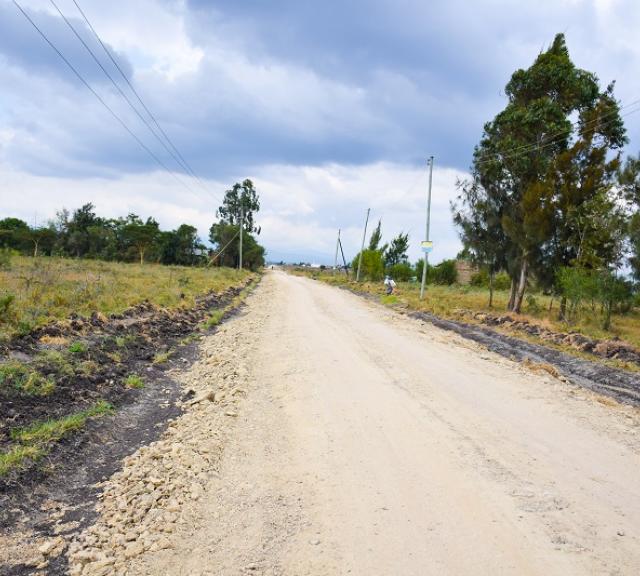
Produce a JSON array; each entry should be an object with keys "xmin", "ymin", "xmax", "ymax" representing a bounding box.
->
[{"xmin": 0, "ymin": 256, "xmax": 253, "ymax": 342}]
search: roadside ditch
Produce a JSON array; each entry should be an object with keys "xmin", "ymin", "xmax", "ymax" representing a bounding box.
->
[{"xmin": 0, "ymin": 276, "xmax": 259, "ymax": 575}]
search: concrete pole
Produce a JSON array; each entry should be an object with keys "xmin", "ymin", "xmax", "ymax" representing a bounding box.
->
[
  {"xmin": 356, "ymin": 208, "xmax": 370, "ymax": 282},
  {"xmin": 334, "ymin": 229, "xmax": 341, "ymax": 273},
  {"xmin": 239, "ymin": 202, "xmax": 243, "ymax": 270},
  {"xmin": 419, "ymin": 156, "xmax": 434, "ymax": 300}
]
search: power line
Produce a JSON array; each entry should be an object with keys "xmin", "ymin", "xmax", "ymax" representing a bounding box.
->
[
  {"xmin": 475, "ymin": 98, "xmax": 640, "ymax": 166},
  {"xmin": 49, "ymin": 0, "xmax": 193, "ymax": 176},
  {"xmin": 209, "ymin": 228, "xmax": 240, "ymax": 265},
  {"xmin": 13, "ymin": 0, "xmax": 207, "ymax": 202},
  {"xmin": 70, "ymin": 0, "xmax": 217, "ymax": 201}
]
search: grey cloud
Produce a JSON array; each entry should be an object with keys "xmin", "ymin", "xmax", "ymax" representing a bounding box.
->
[{"xmin": 0, "ymin": 2, "xmax": 133, "ymax": 86}]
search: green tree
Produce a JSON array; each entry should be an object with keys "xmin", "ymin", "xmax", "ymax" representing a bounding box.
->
[
  {"xmin": 122, "ymin": 216, "xmax": 160, "ymax": 264},
  {"xmin": 217, "ymin": 179, "xmax": 261, "ymax": 233},
  {"xmin": 368, "ymin": 220, "xmax": 383, "ymax": 251},
  {"xmin": 384, "ymin": 232, "xmax": 410, "ymax": 268},
  {"xmin": 209, "ymin": 223, "xmax": 265, "ymax": 270},
  {"xmin": 159, "ymin": 225, "xmax": 205, "ymax": 266},
  {"xmin": 0, "ymin": 218, "xmax": 30, "ymax": 251},
  {"xmin": 452, "ymin": 178, "xmax": 510, "ymax": 306},
  {"xmin": 460, "ymin": 33, "xmax": 625, "ymax": 312},
  {"xmin": 351, "ymin": 249, "xmax": 384, "ymax": 281},
  {"xmin": 211, "ymin": 179, "xmax": 265, "ymax": 270}
]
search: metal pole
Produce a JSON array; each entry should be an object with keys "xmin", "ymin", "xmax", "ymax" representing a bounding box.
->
[
  {"xmin": 356, "ymin": 208, "xmax": 370, "ymax": 282},
  {"xmin": 334, "ymin": 229, "xmax": 341, "ymax": 273},
  {"xmin": 239, "ymin": 202, "xmax": 243, "ymax": 270},
  {"xmin": 420, "ymin": 156, "xmax": 434, "ymax": 299}
]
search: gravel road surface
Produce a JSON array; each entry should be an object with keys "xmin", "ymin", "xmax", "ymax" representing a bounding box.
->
[{"xmin": 67, "ymin": 271, "xmax": 640, "ymax": 575}]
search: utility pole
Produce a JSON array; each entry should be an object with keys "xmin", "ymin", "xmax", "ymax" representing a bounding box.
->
[
  {"xmin": 338, "ymin": 237, "xmax": 349, "ymax": 277},
  {"xmin": 334, "ymin": 229, "xmax": 341, "ymax": 273},
  {"xmin": 356, "ymin": 208, "xmax": 370, "ymax": 282},
  {"xmin": 420, "ymin": 156, "xmax": 434, "ymax": 300},
  {"xmin": 238, "ymin": 203, "xmax": 244, "ymax": 270}
]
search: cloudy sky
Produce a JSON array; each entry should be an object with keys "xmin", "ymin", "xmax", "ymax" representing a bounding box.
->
[{"xmin": 1, "ymin": 0, "xmax": 639, "ymax": 263}]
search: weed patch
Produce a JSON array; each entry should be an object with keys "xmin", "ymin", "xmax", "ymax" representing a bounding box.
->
[
  {"xmin": 68, "ymin": 341, "xmax": 88, "ymax": 355},
  {"xmin": 204, "ymin": 310, "xmax": 225, "ymax": 328},
  {"xmin": 1, "ymin": 400, "xmax": 113, "ymax": 477},
  {"xmin": 124, "ymin": 374, "xmax": 145, "ymax": 389},
  {"xmin": 0, "ymin": 445, "xmax": 44, "ymax": 477},
  {"xmin": 0, "ymin": 362, "xmax": 55, "ymax": 397}
]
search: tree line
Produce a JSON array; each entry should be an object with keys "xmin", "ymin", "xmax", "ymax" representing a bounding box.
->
[
  {"xmin": 349, "ymin": 220, "xmax": 458, "ymax": 285},
  {"xmin": 0, "ymin": 179, "xmax": 266, "ymax": 271},
  {"xmin": 452, "ymin": 33, "xmax": 640, "ymax": 325}
]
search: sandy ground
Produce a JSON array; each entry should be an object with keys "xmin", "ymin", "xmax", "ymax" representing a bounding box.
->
[{"xmin": 68, "ymin": 271, "xmax": 640, "ymax": 575}]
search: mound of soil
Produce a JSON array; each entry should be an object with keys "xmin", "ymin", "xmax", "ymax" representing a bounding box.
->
[
  {"xmin": 467, "ymin": 311, "xmax": 640, "ymax": 366},
  {"xmin": 0, "ymin": 279, "xmax": 253, "ymax": 512}
]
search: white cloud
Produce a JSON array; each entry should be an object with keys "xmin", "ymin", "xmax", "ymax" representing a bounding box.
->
[{"xmin": 0, "ymin": 160, "xmax": 466, "ymax": 264}]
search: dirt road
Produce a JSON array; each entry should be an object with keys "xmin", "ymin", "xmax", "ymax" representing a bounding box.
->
[{"xmin": 69, "ymin": 271, "xmax": 640, "ymax": 575}]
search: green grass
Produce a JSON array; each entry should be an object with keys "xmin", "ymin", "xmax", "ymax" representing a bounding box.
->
[
  {"xmin": 33, "ymin": 350, "xmax": 74, "ymax": 377},
  {"xmin": 152, "ymin": 351, "xmax": 173, "ymax": 364},
  {"xmin": 0, "ymin": 362, "xmax": 55, "ymax": 397},
  {"xmin": 0, "ymin": 445, "xmax": 45, "ymax": 477},
  {"xmin": 68, "ymin": 341, "xmax": 88, "ymax": 355},
  {"xmin": 10, "ymin": 400, "xmax": 114, "ymax": 444},
  {"xmin": 124, "ymin": 374, "xmax": 144, "ymax": 389},
  {"xmin": 0, "ymin": 400, "xmax": 114, "ymax": 476},
  {"xmin": 0, "ymin": 256, "xmax": 254, "ymax": 342},
  {"xmin": 204, "ymin": 309, "xmax": 225, "ymax": 328}
]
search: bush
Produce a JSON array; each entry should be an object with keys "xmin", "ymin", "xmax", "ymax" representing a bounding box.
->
[
  {"xmin": 0, "ymin": 248, "xmax": 14, "ymax": 269},
  {"xmin": 387, "ymin": 262, "xmax": 413, "ymax": 281},
  {"xmin": 427, "ymin": 259, "xmax": 458, "ymax": 285},
  {"xmin": 68, "ymin": 341, "xmax": 88, "ymax": 355},
  {"xmin": 470, "ymin": 269, "xmax": 511, "ymax": 290},
  {"xmin": 0, "ymin": 293, "xmax": 14, "ymax": 320},
  {"xmin": 557, "ymin": 266, "xmax": 634, "ymax": 329},
  {"xmin": 470, "ymin": 269, "xmax": 489, "ymax": 287},
  {"xmin": 352, "ymin": 249, "xmax": 384, "ymax": 281}
]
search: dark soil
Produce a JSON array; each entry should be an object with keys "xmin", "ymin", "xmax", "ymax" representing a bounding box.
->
[
  {"xmin": 466, "ymin": 310, "xmax": 640, "ymax": 367},
  {"xmin": 0, "ymin": 278, "xmax": 256, "ymax": 575}
]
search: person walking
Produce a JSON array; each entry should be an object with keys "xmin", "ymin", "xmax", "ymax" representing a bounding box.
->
[{"xmin": 384, "ymin": 275, "xmax": 396, "ymax": 295}]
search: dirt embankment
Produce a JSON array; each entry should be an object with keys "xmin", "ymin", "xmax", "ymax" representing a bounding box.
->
[
  {"xmin": 466, "ymin": 310, "xmax": 640, "ymax": 366},
  {"xmin": 0, "ymin": 277, "xmax": 257, "ymax": 575}
]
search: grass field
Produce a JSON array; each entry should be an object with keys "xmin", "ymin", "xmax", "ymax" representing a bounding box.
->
[
  {"xmin": 0, "ymin": 256, "xmax": 253, "ymax": 342},
  {"xmin": 295, "ymin": 269, "xmax": 640, "ymax": 350}
]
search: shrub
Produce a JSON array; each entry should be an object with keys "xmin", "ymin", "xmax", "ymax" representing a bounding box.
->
[
  {"xmin": 526, "ymin": 294, "xmax": 541, "ymax": 313},
  {"xmin": 352, "ymin": 249, "xmax": 384, "ymax": 281},
  {"xmin": 387, "ymin": 262, "xmax": 413, "ymax": 282},
  {"xmin": 0, "ymin": 248, "xmax": 14, "ymax": 269},
  {"xmin": 470, "ymin": 269, "xmax": 510, "ymax": 290},
  {"xmin": 428, "ymin": 259, "xmax": 458, "ymax": 285},
  {"xmin": 0, "ymin": 293, "xmax": 14, "ymax": 320}
]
